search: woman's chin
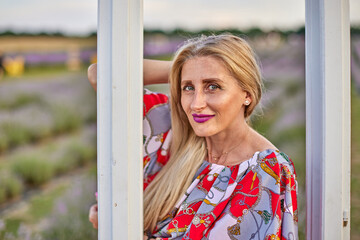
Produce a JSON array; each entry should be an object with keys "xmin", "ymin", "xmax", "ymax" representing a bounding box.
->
[{"xmin": 192, "ymin": 128, "xmax": 216, "ymax": 137}]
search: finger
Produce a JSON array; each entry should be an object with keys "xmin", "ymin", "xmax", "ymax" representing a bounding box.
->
[
  {"xmin": 92, "ymin": 222, "xmax": 98, "ymax": 229},
  {"xmin": 87, "ymin": 63, "xmax": 97, "ymax": 90},
  {"xmin": 89, "ymin": 214, "xmax": 98, "ymax": 229},
  {"xmin": 89, "ymin": 204, "xmax": 98, "ymax": 220}
]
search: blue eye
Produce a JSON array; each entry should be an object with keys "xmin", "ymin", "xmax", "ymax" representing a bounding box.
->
[
  {"xmin": 183, "ymin": 85, "xmax": 194, "ymax": 91},
  {"xmin": 208, "ymin": 84, "xmax": 220, "ymax": 91}
]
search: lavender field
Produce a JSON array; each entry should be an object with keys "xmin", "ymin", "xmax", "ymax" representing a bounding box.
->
[
  {"xmin": 0, "ymin": 70, "xmax": 97, "ymax": 239},
  {"xmin": 0, "ymin": 32, "xmax": 359, "ymax": 239}
]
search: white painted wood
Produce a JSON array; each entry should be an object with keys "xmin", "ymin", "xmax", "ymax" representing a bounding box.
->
[
  {"xmin": 305, "ymin": 0, "xmax": 351, "ymax": 239},
  {"xmin": 97, "ymin": 0, "xmax": 112, "ymax": 238},
  {"xmin": 97, "ymin": 0, "xmax": 143, "ymax": 239}
]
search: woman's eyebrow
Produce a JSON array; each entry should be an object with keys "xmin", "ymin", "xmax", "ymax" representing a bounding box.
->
[
  {"xmin": 202, "ymin": 78, "xmax": 224, "ymax": 84},
  {"xmin": 180, "ymin": 80, "xmax": 192, "ymax": 86},
  {"xmin": 181, "ymin": 78, "xmax": 224, "ymax": 84},
  {"xmin": 180, "ymin": 78, "xmax": 224, "ymax": 85}
]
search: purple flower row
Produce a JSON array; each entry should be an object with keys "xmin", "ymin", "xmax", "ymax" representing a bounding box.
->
[{"xmin": 5, "ymin": 49, "xmax": 96, "ymax": 66}]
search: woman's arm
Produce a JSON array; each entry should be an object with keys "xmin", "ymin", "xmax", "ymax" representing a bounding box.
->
[
  {"xmin": 87, "ymin": 60, "xmax": 172, "ymax": 91},
  {"xmin": 143, "ymin": 59, "xmax": 172, "ymax": 85},
  {"xmin": 87, "ymin": 59, "xmax": 172, "ymax": 230}
]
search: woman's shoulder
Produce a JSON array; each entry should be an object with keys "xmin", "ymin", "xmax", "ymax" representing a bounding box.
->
[
  {"xmin": 256, "ymin": 149, "xmax": 296, "ymax": 176},
  {"xmin": 247, "ymin": 129, "xmax": 295, "ymax": 171}
]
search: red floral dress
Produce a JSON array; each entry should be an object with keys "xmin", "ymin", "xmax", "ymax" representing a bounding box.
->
[{"xmin": 143, "ymin": 89, "xmax": 298, "ymax": 240}]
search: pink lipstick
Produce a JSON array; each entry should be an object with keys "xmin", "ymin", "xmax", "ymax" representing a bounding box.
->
[{"xmin": 192, "ymin": 114, "xmax": 215, "ymax": 123}]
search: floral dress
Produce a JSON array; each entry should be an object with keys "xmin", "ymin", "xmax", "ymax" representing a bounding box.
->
[{"xmin": 143, "ymin": 89, "xmax": 298, "ymax": 240}]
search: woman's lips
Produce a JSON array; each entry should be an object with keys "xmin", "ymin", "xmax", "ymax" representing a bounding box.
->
[{"xmin": 192, "ymin": 114, "xmax": 215, "ymax": 123}]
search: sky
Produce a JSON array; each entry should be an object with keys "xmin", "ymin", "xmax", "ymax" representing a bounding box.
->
[{"xmin": 0, "ymin": 0, "xmax": 359, "ymax": 35}]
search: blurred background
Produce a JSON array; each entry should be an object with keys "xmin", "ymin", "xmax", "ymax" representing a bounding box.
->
[{"xmin": 0, "ymin": 0, "xmax": 359, "ymax": 239}]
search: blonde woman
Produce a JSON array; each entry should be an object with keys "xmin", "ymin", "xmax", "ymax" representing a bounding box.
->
[{"xmin": 89, "ymin": 34, "xmax": 298, "ymax": 240}]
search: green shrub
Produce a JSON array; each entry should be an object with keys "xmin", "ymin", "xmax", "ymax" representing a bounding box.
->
[
  {"xmin": 51, "ymin": 105, "xmax": 82, "ymax": 134},
  {"xmin": 0, "ymin": 132, "xmax": 9, "ymax": 153},
  {"xmin": 26, "ymin": 120, "xmax": 53, "ymax": 141},
  {"xmin": 67, "ymin": 141, "xmax": 95, "ymax": 166},
  {"xmin": 0, "ymin": 120, "xmax": 52, "ymax": 151},
  {"xmin": 6, "ymin": 178, "xmax": 23, "ymax": 199},
  {"xmin": 12, "ymin": 94, "xmax": 43, "ymax": 109},
  {"xmin": 0, "ymin": 123, "xmax": 32, "ymax": 148},
  {"xmin": 53, "ymin": 141, "xmax": 95, "ymax": 175},
  {"xmin": 11, "ymin": 155, "xmax": 55, "ymax": 186},
  {"xmin": 0, "ymin": 171, "xmax": 24, "ymax": 204},
  {"xmin": 53, "ymin": 154, "xmax": 78, "ymax": 175},
  {"xmin": 0, "ymin": 187, "xmax": 6, "ymax": 204},
  {"xmin": 0, "ymin": 93, "xmax": 43, "ymax": 110}
]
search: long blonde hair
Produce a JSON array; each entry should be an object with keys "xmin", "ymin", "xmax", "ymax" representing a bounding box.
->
[{"xmin": 144, "ymin": 34, "xmax": 263, "ymax": 232}]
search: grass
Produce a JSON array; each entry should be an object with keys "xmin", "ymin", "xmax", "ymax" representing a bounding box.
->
[
  {"xmin": 0, "ymin": 36, "xmax": 96, "ymax": 53},
  {"xmin": 351, "ymin": 84, "xmax": 360, "ymax": 238},
  {"xmin": 28, "ymin": 185, "xmax": 68, "ymax": 222},
  {"xmin": 0, "ymin": 166, "xmax": 97, "ymax": 240},
  {"xmin": 0, "ymin": 181, "xmax": 68, "ymax": 239}
]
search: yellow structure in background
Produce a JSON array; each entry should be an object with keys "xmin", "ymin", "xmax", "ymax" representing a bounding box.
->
[
  {"xmin": 4, "ymin": 56, "xmax": 25, "ymax": 77},
  {"xmin": 90, "ymin": 53, "xmax": 97, "ymax": 64}
]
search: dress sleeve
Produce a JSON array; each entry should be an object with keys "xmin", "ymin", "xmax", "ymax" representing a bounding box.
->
[
  {"xmin": 279, "ymin": 153, "xmax": 299, "ymax": 239},
  {"xmin": 143, "ymin": 89, "xmax": 172, "ymax": 190}
]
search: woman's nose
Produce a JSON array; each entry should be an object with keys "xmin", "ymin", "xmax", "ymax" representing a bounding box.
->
[{"xmin": 191, "ymin": 91, "xmax": 206, "ymax": 111}]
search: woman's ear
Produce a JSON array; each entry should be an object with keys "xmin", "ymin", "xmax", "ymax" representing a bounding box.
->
[{"xmin": 245, "ymin": 92, "xmax": 252, "ymax": 105}]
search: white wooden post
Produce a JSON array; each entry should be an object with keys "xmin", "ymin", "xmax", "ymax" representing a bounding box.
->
[
  {"xmin": 97, "ymin": 0, "xmax": 143, "ymax": 239},
  {"xmin": 305, "ymin": 0, "xmax": 351, "ymax": 239}
]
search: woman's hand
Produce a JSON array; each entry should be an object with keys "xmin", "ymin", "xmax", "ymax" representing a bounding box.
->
[
  {"xmin": 87, "ymin": 60, "xmax": 172, "ymax": 91},
  {"xmin": 89, "ymin": 203, "xmax": 98, "ymax": 229},
  {"xmin": 88, "ymin": 64, "xmax": 97, "ymax": 91},
  {"xmin": 89, "ymin": 203, "xmax": 157, "ymax": 238}
]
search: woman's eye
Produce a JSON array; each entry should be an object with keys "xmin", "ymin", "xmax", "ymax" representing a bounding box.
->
[
  {"xmin": 208, "ymin": 84, "xmax": 220, "ymax": 91},
  {"xmin": 183, "ymin": 85, "xmax": 194, "ymax": 91}
]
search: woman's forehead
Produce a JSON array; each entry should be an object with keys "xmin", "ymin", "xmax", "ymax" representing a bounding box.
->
[{"xmin": 181, "ymin": 56, "xmax": 231, "ymax": 81}]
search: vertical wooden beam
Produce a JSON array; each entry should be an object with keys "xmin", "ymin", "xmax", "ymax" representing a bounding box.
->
[
  {"xmin": 97, "ymin": 0, "xmax": 143, "ymax": 239},
  {"xmin": 305, "ymin": 0, "xmax": 351, "ymax": 239}
]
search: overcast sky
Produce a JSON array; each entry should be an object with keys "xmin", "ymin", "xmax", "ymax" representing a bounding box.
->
[{"xmin": 0, "ymin": 0, "xmax": 359, "ymax": 35}]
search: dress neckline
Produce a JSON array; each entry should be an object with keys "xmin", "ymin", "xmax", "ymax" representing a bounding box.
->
[{"xmin": 207, "ymin": 148, "xmax": 279, "ymax": 168}]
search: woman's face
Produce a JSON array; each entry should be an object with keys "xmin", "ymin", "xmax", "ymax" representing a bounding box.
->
[{"xmin": 180, "ymin": 56, "xmax": 251, "ymax": 137}]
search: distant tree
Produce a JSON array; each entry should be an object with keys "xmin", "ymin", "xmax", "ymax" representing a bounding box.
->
[
  {"xmin": 88, "ymin": 31, "xmax": 97, "ymax": 37},
  {"xmin": 0, "ymin": 30, "xmax": 17, "ymax": 36},
  {"xmin": 295, "ymin": 26, "xmax": 305, "ymax": 36},
  {"xmin": 351, "ymin": 26, "xmax": 360, "ymax": 36},
  {"xmin": 245, "ymin": 27, "xmax": 265, "ymax": 37}
]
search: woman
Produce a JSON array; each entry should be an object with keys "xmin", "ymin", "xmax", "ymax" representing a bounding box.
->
[{"xmin": 89, "ymin": 34, "xmax": 298, "ymax": 239}]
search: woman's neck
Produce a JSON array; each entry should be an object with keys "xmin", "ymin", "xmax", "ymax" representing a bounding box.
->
[{"xmin": 205, "ymin": 121, "xmax": 251, "ymax": 164}]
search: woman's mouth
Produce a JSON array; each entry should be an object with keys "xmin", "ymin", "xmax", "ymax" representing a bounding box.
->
[{"xmin": 192, "ymin": 114, "xmax": 215, "ymax": 123}]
